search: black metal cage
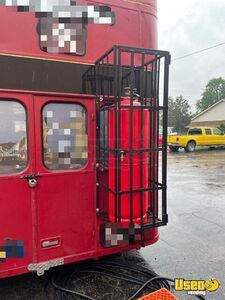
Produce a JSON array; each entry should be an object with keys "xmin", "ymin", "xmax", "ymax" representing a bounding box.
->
[{"xmin": 83, "ymin": 45, "xmax": 170, "ymax": 233}]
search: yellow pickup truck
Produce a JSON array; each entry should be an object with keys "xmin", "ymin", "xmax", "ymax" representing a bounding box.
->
[{"xmin": 168, "ymin": 127, "xmax": 225, "ymax": 152}]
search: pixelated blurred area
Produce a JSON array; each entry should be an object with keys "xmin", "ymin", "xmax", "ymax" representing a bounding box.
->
[
  {"xmin": 37, "ymin": 18, "xmax": 87, "ymax": 55},
  {"xmin": 0, "ymin": 240, "xmax": 24, "ymax": 263},
  {"xmin": 43, "ymin": 103, "xmax": 88, "ymax": 170},
  {"xmin": 0, "ymin": 0, "xmax": 115, "ymax": 54},
  {"xmin": 100, "ymin": 223, "xmax": 141, "ymax": 248}
]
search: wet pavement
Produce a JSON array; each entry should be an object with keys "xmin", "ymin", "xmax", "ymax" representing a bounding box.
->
[
  {"xmin": 141, "ymin": 148, "xmax": 225, "ymax": 300},
  {"xmin": 1, "ymin": 148, "xmax": 225, "ymax": 300}
]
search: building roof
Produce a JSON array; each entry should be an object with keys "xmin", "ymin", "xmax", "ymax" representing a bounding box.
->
[{"xmin": 191, "ymin": 99, "xmax": 225, "ymax": 122}]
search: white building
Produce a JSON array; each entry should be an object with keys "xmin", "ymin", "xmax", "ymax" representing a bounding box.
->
[{"xmin": 190, "ymin": 99, "xmax": 225, "ymax": 127}]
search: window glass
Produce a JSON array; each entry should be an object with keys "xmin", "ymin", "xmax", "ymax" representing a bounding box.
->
[
  {"xmin": 205, "ymin": 128, "xmax": 212, "ymax": 135},
  {"xmin": 213, "ymin": 128, "xmax": 221, "ymax": 135},
  {"xmin": 0, "ymin": 101, "xmax": 28, "ymax": 174},
  {"xmin": 43, "ymin": 103, "xmax": 88, "ymax": 170},
  {"xmin": 188, "ymin": 128, "xmax": 202, "ymax": 135}
]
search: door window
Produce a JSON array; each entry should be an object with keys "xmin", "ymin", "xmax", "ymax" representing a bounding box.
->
[
  {"xmin": 0, "ymin": 100, "xmax": 28, "ymax": 174},
  {"xmin": 188, "ymin": 128, "xmax": 202, "ymax": 135},
  {"xmin": 42, "ymin": 103, "xmax": 88, "ymax": 170},
  {"xmin": 205, "ymin": 128, "xmax": 212, "ymax": 135}
]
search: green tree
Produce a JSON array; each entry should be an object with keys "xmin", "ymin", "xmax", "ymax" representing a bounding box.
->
[
  {"xmin": 168, "ymin": 96, "xmax": 191, "ymax": 133},
  {"xmin": 218, "ymin": 123, "xmax": 225, "ymax": 134},
  {"xmin": 196, "ymin": 77, "xmax": 225, "ymax": 112}
]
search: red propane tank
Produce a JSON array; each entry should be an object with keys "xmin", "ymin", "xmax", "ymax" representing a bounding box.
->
[{"xmin": 108, "ymin": 98, "xmax": 150, "ymax": 224}]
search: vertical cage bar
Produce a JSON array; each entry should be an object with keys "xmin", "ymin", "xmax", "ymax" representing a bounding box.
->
[
  {"xmin": 102, "ymin": 59, "xmax": 105, "ymax": 98},
  {"xmin": 117, "ymin": 48, "xmax": 122, "ymax": 222},
  {"xmin": 162, "ymin": 55, "xmax": 170, "ymax": 222},
  {"xmin": 113, "ymin": 46, "xmax": 119, "ymax": 222},
  {"xmin": 96, "ymin": 63, "xmax": 101, "ymax": 211},
  {"xmin": 129, "ymin": 50, "xmax": 135, "ymax": 223},
  {"xmin": 106, "ymin": 55, "xmax": 110, "ymax": 105},
  {"xmin": 139, "ymin": 52, "xmax": 145, "ymax": 228},
  {"xmin": 106, "ymin": 54, "xmax": 110, "ymax": 166},
  {"xmin": 144, "ymin": 64, "xmax": 148, "ymax": 106},
  {"xmin": 155, "ymin": 57, "xmax": 161, "ymax": 219},
  {"xmin": 152, "ymin": 56, "xmax": 158, "ymax": 224},
  {"xmin": 149, "ymin": 61, "xmax": 154, "ymax": 222}
]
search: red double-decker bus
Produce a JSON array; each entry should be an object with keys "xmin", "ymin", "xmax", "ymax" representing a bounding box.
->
[{"xmin": 0, "ymin": 0, "xmax": 170, "ymax": 278}]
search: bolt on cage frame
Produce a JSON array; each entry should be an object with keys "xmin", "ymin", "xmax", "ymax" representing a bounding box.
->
[{"xmin": 83, "ymin": 45, "xmax": 170, "ymax": 231}]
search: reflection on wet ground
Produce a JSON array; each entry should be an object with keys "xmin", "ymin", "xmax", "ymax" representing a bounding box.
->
[
  {"xmin": 141, "ymin": 149, "xmax": 225, "ymax": 300},
  {"xmin": 1, "ymin": 149, "xmax": 225, "ymax": 300}
]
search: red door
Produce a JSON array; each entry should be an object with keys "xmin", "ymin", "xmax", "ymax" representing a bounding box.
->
[
  {"xmin": 0, "ymin": 93, "xmax": 96, "ymax": 278},
  {"xmin": 0, "ymin": 93, "xmax": 36, "ymax": 277},
  {"xmin": 33, "ymin": 96, "xmax": 96, "ymax": 262}
]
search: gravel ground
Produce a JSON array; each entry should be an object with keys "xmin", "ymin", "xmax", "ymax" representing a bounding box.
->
[{"xmin": 1, "ymin": 148, "xmax": 225, "ymax": 300}]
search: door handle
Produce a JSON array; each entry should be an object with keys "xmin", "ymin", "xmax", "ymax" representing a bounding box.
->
[{"xmin": 22, "ymin": 173, "xmax": 41, "ymax": 188}]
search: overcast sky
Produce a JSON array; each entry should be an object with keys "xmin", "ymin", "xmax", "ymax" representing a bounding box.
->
[{"xmin": 158, "ymin": 0, "xmax": 225, "ymax": 111}]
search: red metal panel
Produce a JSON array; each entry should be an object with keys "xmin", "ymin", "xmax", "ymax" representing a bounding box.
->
[
  {"xmin": 0, "ymin": 92, "xmax": 36, "ymax": 278},
  {"xmin": 33, "ymin": 95, "xmax": 97, "ymax": 262},
  {"xmin": 0, "ymin": 89, "xmax": 159, "ymax": 279},
  {"xmin": 0, "ymin": 0, "xmax": 160, "ymax": 279},
  {"xmin": 0, "ymin": 0, "xmax": 157, "ymax": 63}
]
